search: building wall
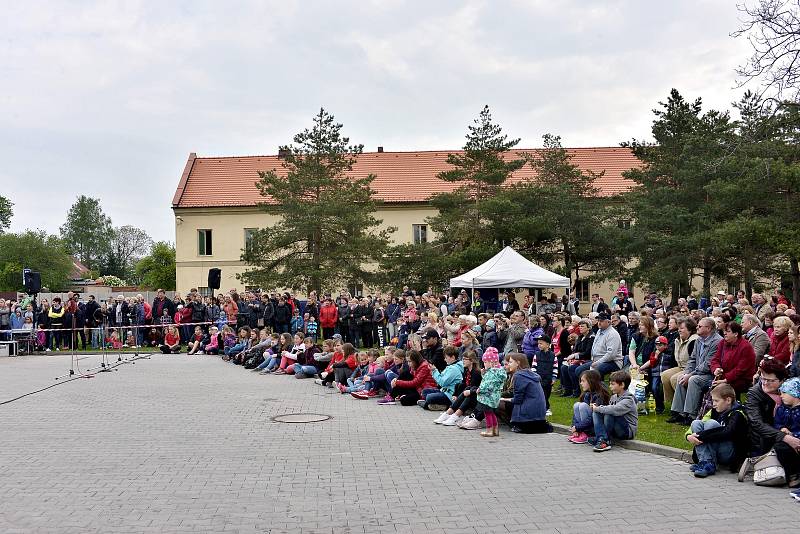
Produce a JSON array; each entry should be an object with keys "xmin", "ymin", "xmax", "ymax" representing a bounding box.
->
[
  {"xmin": 173, "ymin": 206, "xmax": 712, "ymax": 307},
  {"xmin": 173, "ymin": 205, "xmax": 438, "ymax": 295}
]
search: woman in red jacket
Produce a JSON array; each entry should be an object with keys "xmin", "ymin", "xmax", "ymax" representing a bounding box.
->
[
  {"xmin": 391, "ymin": 350, "xmax": 438, "ymax": 406},
  {"xmin": 710, "ymin": 322, "xmax": 756, "ymax": 395},
  {"xmin": 318, "ymin": 299, "xmax": 338, "ymax": 341},
  {"xmin": 770, "ymin": 316, "xmax": 792, "ymax": 365}
]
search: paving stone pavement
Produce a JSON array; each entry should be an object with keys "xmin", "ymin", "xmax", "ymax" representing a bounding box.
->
[{"xmin": 0, "ymin": 352, "xmax": 797, "ymax": 534}]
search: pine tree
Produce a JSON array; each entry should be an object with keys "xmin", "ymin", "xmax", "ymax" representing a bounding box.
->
[
  {"xmin": 424, "ymin": 105, "xmax": 525, "ymax": 280},
  {"xmin": 240, "ymin": 108, "xmax": 394, "ymax": 293}
]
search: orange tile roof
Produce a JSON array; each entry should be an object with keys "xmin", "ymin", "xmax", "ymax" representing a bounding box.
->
[{"xmin": 171, "ymin": 147, "xmax": 640, "ymax": 208}]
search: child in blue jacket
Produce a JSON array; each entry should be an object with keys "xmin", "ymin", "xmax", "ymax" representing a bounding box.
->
[{"xmin": 420, "ymin": 346, "xmax": 463, "ymax": 410}]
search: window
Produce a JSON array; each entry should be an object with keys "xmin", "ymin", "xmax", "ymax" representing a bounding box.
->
[
  {"xmin": 198, "ymin": 287, "xmax": 213, "ymax": 298},
  {"xmin": 574, "ymin": 280, "xmax": 590, "ymax": 301},
  {"xmin": 244, "ymin": 228, "xmax": 257, "ymax": 253},
  {"xmin": 412, "ymin": 224, "xmax": 427, "ymax": 244},
  {"xmin": 198, "ymin": 229, "xmax": 213, "ymax": 256},
  {"xmin": 617, "ymin": 219, "xmax": 631, "ymax": 229},
  {"xmin": 348, "ymin": 284, "xmax": 364, "ymax": 298}
]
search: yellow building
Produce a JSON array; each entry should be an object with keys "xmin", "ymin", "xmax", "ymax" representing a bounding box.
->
[{"xmin": 171, "ymin": 147, "xmax": 640, "ymax": 302}]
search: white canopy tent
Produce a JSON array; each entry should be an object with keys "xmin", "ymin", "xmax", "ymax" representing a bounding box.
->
[{"xmin": 449, "ymin": 246, "xmax": 570, "ymax": 292}]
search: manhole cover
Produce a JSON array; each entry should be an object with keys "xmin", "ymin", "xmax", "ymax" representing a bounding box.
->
[{"xmin": 271, "ymin": 413, "xmax": 332, "ymax": 423}]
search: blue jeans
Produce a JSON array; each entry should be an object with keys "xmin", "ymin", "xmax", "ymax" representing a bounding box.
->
[
  {"xmin": 422, "ymin": 389, "xmax": 451, "ymax": 408},
  {"xmin": 572, "ymin": 402, "xmax": 593, "ymax": 432},
  {"xmin": 261, "ymin": 356, "xmax": 280, "ymax": 371},
  {"xmin": 690, "ymin": 419, "xmax": 735, "ymax": 464},
  {"xmin": 574, "ymin": 361, "xmax": 620, "ymax": 383},
  {"xmin": 293, "ymin": 364, "xmax": 318, "ymax": 377},
  {"xmin": 592, "ymin": 412, "xmax": 633, "ymax": 443},
  {"xmin": 383, "ymin": 371, "xmax": 398, "ymax": 395},
  {"xmin": 650, "ymin": 374, "xmax": 664, "ymax": 413},
  {"xmin": 91, "ymin": 328, "xmax": 103, "ymax": 349},
  {"xmin": 561, "ymin": 362, "xmax": 583, "ymax": 395}
]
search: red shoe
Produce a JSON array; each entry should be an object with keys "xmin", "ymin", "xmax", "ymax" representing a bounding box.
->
[
  {"xmin": 366, "ymin": 390, "xmax": 378, "ymax": 398},
  {"xmin": 337, "ymin": 383, "xmax": 347, "ymax": 394},
  {"xmin": 351, "ymin": 391, "xmax": 369, "ymax": 400}
]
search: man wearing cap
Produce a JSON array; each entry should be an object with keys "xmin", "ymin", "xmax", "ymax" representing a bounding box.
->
[
  {"xmin": 575, "ymin": 313, "xmax": 623, "ymax": 381},
  {"xmin": 422, "ymin": 329, "xmax": 445, "ymax": 372}
]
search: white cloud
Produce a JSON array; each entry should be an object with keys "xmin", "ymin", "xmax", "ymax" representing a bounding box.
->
[{"xmin": 1, "ymin": 0, "xmax": 755, "ymax": 242}]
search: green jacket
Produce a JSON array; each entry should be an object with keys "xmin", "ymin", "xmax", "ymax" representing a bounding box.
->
[{"xmin": 477, "ymin": 367, "xmax": 507, "ymax": 409}]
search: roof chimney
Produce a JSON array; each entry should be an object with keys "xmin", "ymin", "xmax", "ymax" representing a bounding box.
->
[
  {"xmin": 377, "ymin": 146, "xmax": 384, "ymax": 153},
  {"xmin": 278, "ymin": 148, "xmax": 291, "ymax": 158}
]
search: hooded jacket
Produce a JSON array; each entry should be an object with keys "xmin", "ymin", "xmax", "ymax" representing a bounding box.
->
[
  {"xmin": 510, "ymin": 369, "xmax": 547, "ymax": 423},
  {"xmin": 431, "ymin": 360, "xmax": 464, "ymax": 397},
  {"xmin": 593, "ymin": 390, "xmax": 638, "ymax": 437}
]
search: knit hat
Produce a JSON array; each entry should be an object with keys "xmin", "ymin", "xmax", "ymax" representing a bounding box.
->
[
  {"xmin": 780, "ymin": 377, "xmax": 800, "ymax": 399},
  {"xmin": 482, "ymin": 346, "xmax": 500, "ymax": 367},
  {"xmin": 486, "ymin": 319, "xmax": 495, "ymax": 330}
]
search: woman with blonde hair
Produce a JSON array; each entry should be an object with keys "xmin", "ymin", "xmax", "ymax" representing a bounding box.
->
[{"xmin": 770, "ymin": 315, "xmax": 793, "ymax": 365}]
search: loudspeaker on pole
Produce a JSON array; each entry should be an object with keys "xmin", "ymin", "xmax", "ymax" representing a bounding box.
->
[{"xmin": 208, "ymin": 268, "xmax": 221, "ymax": 290}]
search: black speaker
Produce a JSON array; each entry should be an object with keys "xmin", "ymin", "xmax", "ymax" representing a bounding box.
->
[
  {"xmin": 208, "ymin": 268, "xmax": 221, "ymax": 290},
  {"xmin": 24, "ymin": 271, "xmax": 41, "ymax": 294}
]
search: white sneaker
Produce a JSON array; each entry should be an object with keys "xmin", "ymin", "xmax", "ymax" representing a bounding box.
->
[
  {"xmin": 45, "ymin": 348, "xmax": 51, "ymax": 352},
  {"xmin": 320, "ymin": 372, "xmax": 328, "ymax": 379},
  {"xmin": 196, "ymin": 351, "xmax": 204, "ymax": 355},
  {"xmin": 545, "ymin": 409, "xmax": 552, "ymax": 417},
  {"xmin": 441, "ymin": 414, "xmax": 463, "ymax": 426},
  {"xmin": 460, "ymin": 416, "xmax": 484, "ymax": 430},
  {"xmin": 314, "ymin": 378, "xmax": 323, "ymax": 385},
  {"xmin": 434, "ymin": 412, "xmax": 451, "ymax": 424}
]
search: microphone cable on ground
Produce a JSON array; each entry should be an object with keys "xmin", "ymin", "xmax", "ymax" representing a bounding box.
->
[{"xmin": 0, "ymin": 353, "xmax": 154, "ymax": 406}]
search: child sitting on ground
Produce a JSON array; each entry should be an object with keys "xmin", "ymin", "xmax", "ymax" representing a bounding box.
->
[
  {"xmin": 259, "ymin": 333, "xmax": 292, "ymax": 373},
  {"xmin": 339, "ymin": 351, "xmax": 372, "ymax": 394},
  {"xmin": 293, "ymin": 335, "xmax": 322, "ymax": 378},
  {"xmin": 187, "ymin": 326, "xmax": 206, "ymax": 355},
  {"xmin": 202, "ymin": 326, "xmax": 221, "ymax": 355},
  {"xmin": 590, "ymin": 370, "xmax": 638, "ymax": 452},
  {"xmin": 105, "ymin": 328, "xmax": 122, "ymax": 350},
  {"xmin": 476, "ymin": 347, "xmax": 507, "ymax": 438},
  {"xmin": 145, "ymin": 327, "xmax": 162, "ymax": 348},
  {"xmin": 685, "ymin": 383, "xmax": 749, "ymax": 477},
  {"xmin": 221, "ymin": 326, "xmax": 237, "ymax": 360},
  {"xmin": 224, "ymin": 327, "xmax": 251, "ymax": 362},
  {"xmin": 421, "ymin": 345, "xmax": 463, "ymax": 410},
  {"xmin": 568, "ymin": 369, "xmax": 610, "ymax": 444},
  {"xmin": 531, "ymin": 334, "xmax": 557, "ymax": 414},
  {"xmin": 350, "ymin": 348, "xmax": 385, "ymax": 398},
  {"xmin": 435, "ymin": 350, "xmax": 482, "ymax": 426},
  {"xmin": 315, "ymin": 339, "xmax": 346, "ymax": 386},
  {"xmin": 159, "ymin": 326, "xmax": 181, "ymax": 354},
  {"xmin": 273, "ymin": 332, "xmax": 305, "ymax": 375}
]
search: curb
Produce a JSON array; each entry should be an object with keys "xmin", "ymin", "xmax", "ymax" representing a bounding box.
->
[{"xmin": 551, "ymin": 422, "xmax": 692, "ymax": 462}]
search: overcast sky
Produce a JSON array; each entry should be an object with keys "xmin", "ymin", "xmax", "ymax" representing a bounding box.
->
[{"xmin": 2, "ymin": 0, "xmax": 754, "ymax": 243}]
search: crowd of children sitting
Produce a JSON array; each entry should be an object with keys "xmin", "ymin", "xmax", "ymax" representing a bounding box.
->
[{"xmin": 145, "ymin": 283, "xmax": 800, "ymax": 502}]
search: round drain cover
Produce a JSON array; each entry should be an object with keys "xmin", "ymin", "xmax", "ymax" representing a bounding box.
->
[{"xmin": 271, "ymin": 413, "xmax": 331, "ymax": 423}]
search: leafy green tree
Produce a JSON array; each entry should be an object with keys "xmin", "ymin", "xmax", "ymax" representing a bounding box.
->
[
  {"xmin": 0, "ymin": 231, "xmax": 72, "ymax": 291},
  {"xmin": 102, "ymin": 225, "xmax": 153, "ymax": 282},
  {"xmin": 0, "ymin": 195, "xmax": 12, "ymax": 232},
  {"xmin": 240, "ymin": 108, "xmax": 394, "ymax": 293},
  {"xmin": 59, "ymin": 195, "xmax": 114, "ymax": 270},
  {"xmin": 621, "ymin": 89, "xmax": 736, "ymax": 302},
  {"xmin": 135, "ymin": 242, "xmax": 176, "ymax": 290}
]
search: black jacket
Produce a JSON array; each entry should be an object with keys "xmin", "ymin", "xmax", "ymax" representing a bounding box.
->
[
  {"xmin": 454, "ymin": 367, "xmax": 482, "ymax": 396},
  {"xmin": 691, "ymin": 402, "xmax": 750, "ymax": 471},
  {"xmin": 262, "ymin": 300, "xmax": 275, "ymax": 323},
  {"xmin": 423, "ymin": 342, "xmax": 445, "ymax": 372},
  {"xmin": 337, "ymin": 304, "xmax": 351, "ymax": 325},
  {"xmin": 84, "ymin": 300, "xmax": 100, "ymax": 327},
  {"xmin": 151, "ymin": 298, "xmax": 175, "ymax": 323},
  {"xmin": 274, "ymin": 303, "xmax": 291, "ymax": 324},
  {"xmin": 572, "ymin": 333, "xmax": 595, "ymax": 361},
  {"xmin": 745, "ymin": 382, "xmax": 787, "ymax": 456}
]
